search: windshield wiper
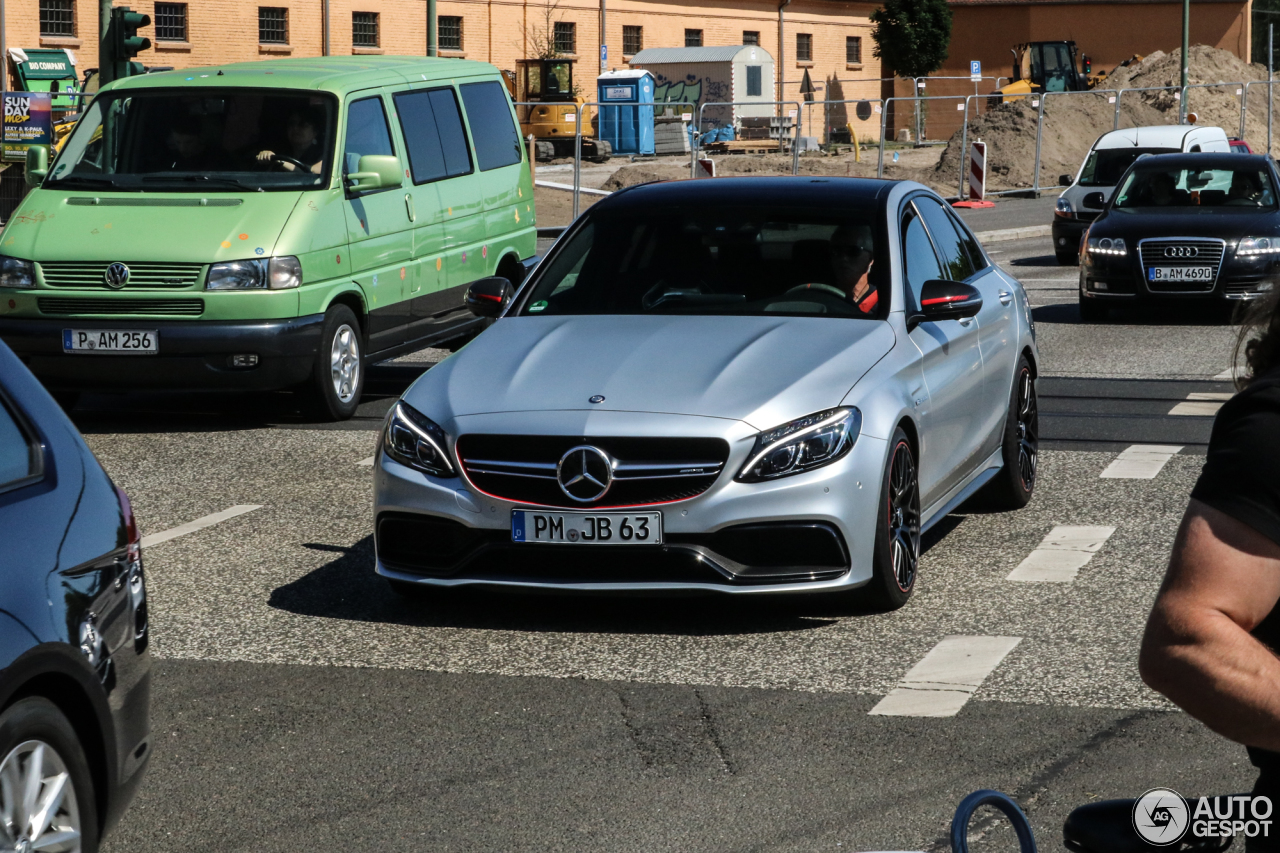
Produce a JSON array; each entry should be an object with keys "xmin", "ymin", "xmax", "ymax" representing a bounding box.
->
[
  {"xmin": 47, "ymin": 175, "xmax": 122, "ymax": 188},
  {"xmin": 142, "ymin": 174, "xmax": 264, "ymax": 192}
]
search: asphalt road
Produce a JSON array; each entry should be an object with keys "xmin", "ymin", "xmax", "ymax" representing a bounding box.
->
[{"xmin": 77, "ymin": 222, "xmax": 1258, "ymax": 853}]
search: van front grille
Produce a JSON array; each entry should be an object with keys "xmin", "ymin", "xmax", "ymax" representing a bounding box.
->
[
  {"xmin": 40, "ymin": 262, "xmax": 204, "ymax": 289},
  {"xmin": 38, "ymin": 297, "xmax": 204, "ymax": 316}
]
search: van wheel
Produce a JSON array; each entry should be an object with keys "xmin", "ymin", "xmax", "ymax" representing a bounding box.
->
[{"xmin": 310, "ymin": 305, "xmax": 364, "ymax": 421}]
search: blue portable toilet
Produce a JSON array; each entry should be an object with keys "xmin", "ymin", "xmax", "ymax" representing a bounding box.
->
[{"xmin": 597, "ymin": 69, "xmax": 655, "ymax": 155}]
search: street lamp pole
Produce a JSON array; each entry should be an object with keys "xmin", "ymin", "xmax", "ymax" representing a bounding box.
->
[{"xmin": 427, "ymin": 0, "xmax": 437, "ymax": 56}]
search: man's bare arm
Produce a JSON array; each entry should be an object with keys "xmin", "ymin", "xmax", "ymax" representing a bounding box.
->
[{"xmin": 1140, "ymin": 499, "xmax": 1280, "ymax": 749}]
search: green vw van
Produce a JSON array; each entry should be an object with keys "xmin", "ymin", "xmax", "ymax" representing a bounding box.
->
[{"xmin": 0, "ymin": 56, "xmax": 537, "ymax": 419}]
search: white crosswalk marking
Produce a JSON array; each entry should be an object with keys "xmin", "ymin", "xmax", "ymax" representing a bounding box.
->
[
  {"xmin": 141, "ymin": 505, "xmax": 264, "ymax": 548},
  {"xmin": 869, "ymin": 636, "xmax": 1023, "ymax": 717},
  {"xmin": 1100, "ymin": 445, "xmax": 1183, "ymax": 479},
  {"xmin": 1168, "ymin": 392, "xmax": 1232, "ymax": 416},
  {"xmin": 357, "ymin": 456, "xmax": 376, "ymax": 466},
  {"xmin": 1007, "ymin": 525, "xmax": 1116, "ymax": 582}
]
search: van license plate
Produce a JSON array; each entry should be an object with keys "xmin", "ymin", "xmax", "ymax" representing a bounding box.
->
[
  {"xmin": 511, "ymin": 510, "xmax": 662, "ymax": 545},
  {"xmin": 62, "ymin": 329, "xmax": 158, "ymax": 354},
  {"xmin": 1148, "ymin": 266, "xmax": 1213, "ymax": 282}
]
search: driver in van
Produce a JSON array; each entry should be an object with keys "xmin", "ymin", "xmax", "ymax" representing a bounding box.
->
[
  {"xmin": 256, "ymin": 108, "xmax": 325, "ymax": 174},
  {"xmin": 164, "ymin": 117, "xmax": 221, "ymax": 171}
]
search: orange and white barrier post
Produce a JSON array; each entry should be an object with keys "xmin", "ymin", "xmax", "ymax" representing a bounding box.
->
[{"xmin": 954, "ymin": 139, "xmax": 995, "ymax": 209}]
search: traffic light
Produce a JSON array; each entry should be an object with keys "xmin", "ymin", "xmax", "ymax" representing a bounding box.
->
[{"xmin": 102, "ymin": 6, "xmax": 151, "ymax": 84}]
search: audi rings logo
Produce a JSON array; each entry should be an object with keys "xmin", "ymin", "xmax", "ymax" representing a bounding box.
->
[
  {"xmin": 104, "ymin": 262, "xmax": 131, "ymax": 289},
  {"xmin": 1164, "ymin": 246, "xmax": 1199, "ymax": 259},
  {"xmin": 557, "ymin": 445, "xmax": 614, "ymax": 502},
  {"xmin": 1133, "ymin": 789, "xmax": 1191, "ymax": 846}
]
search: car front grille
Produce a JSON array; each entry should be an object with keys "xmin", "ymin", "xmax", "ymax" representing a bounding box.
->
[
  {"xmin": 1139, "ymin": 239, "xmax": 1225, "ymax": 292},
  {"xmin": 37, "ymin": 297, "xmax": 205, "ymax": 316},
  {"xmin": 456, "ymin": 434, "xmax": 730, "ymax": 509},
  {"xmin": 40, "ymin": 262, "xmax": 205, "ymax": 289}
]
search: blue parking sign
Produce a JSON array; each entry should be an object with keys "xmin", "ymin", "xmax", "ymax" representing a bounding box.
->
[
  {"xmin": 970, "ymin": 60, "xmax": 982, "ymax": 79},
  {"xmin": 601, "ymin": 44, "xmax": 608, "ymax": 65}
]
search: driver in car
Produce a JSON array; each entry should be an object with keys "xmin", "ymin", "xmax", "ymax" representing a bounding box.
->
[
  {"xmin": 831, "ymin": 224, "xmax": 878, "ymax": 314},
  {"xmin": 256, "ymin": 108, "xmax": 325, "ymax": 174}
]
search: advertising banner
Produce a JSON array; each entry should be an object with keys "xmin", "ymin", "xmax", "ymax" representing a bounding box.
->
[{"xmin": 3, "ymin": 92, "xmax": 53, "ymax": 162}]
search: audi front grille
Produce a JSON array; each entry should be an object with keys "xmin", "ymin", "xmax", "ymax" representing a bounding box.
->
[{"xmin": 1138, "ymin": 238, "xmax": 1226, "ymax": 293}]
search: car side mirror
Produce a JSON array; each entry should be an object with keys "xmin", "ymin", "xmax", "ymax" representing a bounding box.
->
[
  {"xmin": 347, "ymin": 154, "xmax": 402, "ymax": 193},
  {"xmin": 24, "ymin": 144, "xmax": 49, "ymax": 187},
  {"xmin": 1081, "ymin": 191, "xmax": 1106, "ymax": 210},
  {"xmin": 909, "ymin": 280, "xmax": 983, "ymax": 329},
  {"xmin": 465, "ymin": 276, "xmax": 514, "ymax": 318},
  {"xmin": 1059, "ymin": 174, "xmax": 1072, "ymax": 187}
]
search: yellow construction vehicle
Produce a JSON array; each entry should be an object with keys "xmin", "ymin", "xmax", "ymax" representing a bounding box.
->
[
  {"xmin": 515, "ymin": 58, "xmax": 611, "ymax": 162},
  {"xmin": 994, "ymin": 41, "xmax": 1091, "ymax": 102}
]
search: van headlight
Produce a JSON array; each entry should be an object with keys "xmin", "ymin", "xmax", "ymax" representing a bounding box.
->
[
  {"xmin": 1237, "ymin": 237, "xmax": 1280, "ymax": 257},
  {"xmin": 1055, "ymin": 198, "xmax": 1074, "ymax": 219},
  {"xmin": 1086, "ymin": 237, "xmax": 1127, "ymax": 256},
  {"xmin": 0, "ymin": 255, "xmax": 35, "ymax": 288},
  {"xmin": 383, "ymin": 401, "xmax": 456, "ymax": 477},
  {"xmin": 737, "ymin": 407, "xmax": 861, "ymax": 482},
  {"xmin": 206, "ymin": 256, "xmax": 302, "ymax": 290}
]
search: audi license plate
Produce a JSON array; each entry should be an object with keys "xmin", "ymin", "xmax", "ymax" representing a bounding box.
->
[
  {"xmin": 62, "ymin": 329, "xmax": 158, "ymax": 354},
  {"xmin": 1148, "ymin": 266, "xmax": 1213, "ymax": 283},
  {"xmin": 512, "ymin": 509, "xmax": 663, "ymax": 545}
]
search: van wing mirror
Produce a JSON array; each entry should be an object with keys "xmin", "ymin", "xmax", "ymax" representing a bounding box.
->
[
  {"xmin": 24, "ymin": 145, "xmax": 49, "ymax": 187},
  {"xmin": 1081, "ymin": 191, "xmax": 1106, "ymax": 210},
  {"xmin": 465, "ymin": 277, "xmax": 515, "ymax": 318},
  {"xmin": 347, "ymin": 154, "xmax": 403, "ymax": 192},
  {"xmin": 1059, "ymin": 174, "xmax": 1073, "ymax": 187},
  {"xmin": 915, "ymin": 280, "xmax": 983, "ymax": 325}
]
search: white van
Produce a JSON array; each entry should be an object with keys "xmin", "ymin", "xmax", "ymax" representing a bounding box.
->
[{"xmin": 1051, "ymin": 125, "xmax": 1231, "ymax": 264}]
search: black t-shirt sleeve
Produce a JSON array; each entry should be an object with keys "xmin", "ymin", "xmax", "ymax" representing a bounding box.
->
[{"xmin": 1191, "ymin": 386, "xmax": 1280, "ymax": 547}]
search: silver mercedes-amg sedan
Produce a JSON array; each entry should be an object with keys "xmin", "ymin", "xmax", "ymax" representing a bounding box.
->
[{"xmin": 373, "ymin": 177, "xmax": 1039, "ymax": 609}]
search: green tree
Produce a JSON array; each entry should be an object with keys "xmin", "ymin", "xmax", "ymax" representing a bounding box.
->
[{"xmin": 869, "ymin": 0, "xmax": 953, "ymax": 80}]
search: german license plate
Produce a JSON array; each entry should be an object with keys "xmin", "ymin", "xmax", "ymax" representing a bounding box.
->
[
  {"xmin": 62, "ymin": 329, "xmax": 158, "ymax": 354},
  {"xmin": 1148, "ymin": 266, "xmax": 1213, "ymax": 282},
  {"xmin": 512, "ymin": 509, "xmax": 663, "ymax": 545}
]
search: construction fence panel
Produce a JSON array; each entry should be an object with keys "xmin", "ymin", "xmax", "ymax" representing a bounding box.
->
[
  {"xmin": 1032, "ymin": 89, "xmax": 1126, "ymax": 194},
  {"xmin": 696, "ymin": 100, "xmax": 802, "ymax": 179},
  {"xmin": 802, "ymin": 97, "xmax": 885, "ymax": 147},
  {"xmin": 876, "ymin": 95, "xmax": 969, "ymax": 178},
  {"xmin": 1241, "ymin": 80, "xmax": 1280, "ymax": 155},
  {"xmin": 1111, "ymin": 85, "xmax": 1185, "ymax": 131},
  {"xmin": 1180, "ymin": 82, "xmax": 1247, "ymax": 143}
]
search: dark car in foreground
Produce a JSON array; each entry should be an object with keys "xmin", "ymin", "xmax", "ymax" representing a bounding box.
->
[
  {"xmin": 1078, "ymin": 152, "xmax": 1280, "ymax": 321},
  {"xmin": 0, "ymin": 339, "xmax": 150, "ymax": 852}
]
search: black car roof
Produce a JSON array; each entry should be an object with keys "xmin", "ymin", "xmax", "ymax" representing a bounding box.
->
[
  {"xmin": 1129, "ymin": 152, "xmax": 1274, "ymax": 171},
  {"xmin": 600, "ymin": 176, "xmax": 901, "ymax": 210}
]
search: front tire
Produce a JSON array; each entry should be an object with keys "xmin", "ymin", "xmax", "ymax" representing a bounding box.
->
[
  {"xmin": 0, "ymin": 697, "xmax": 100, "ymax": 853},
  {"xmin": 310, "ymin": 305, "xmax": 364, "ymax": 421},
  {"xmin": 980, "ymin": 355, "xmax": 1039, "ymax": 510},
  {"xmin": 862, "ymin": 428, "xmax": 922, "ymax": 611}
]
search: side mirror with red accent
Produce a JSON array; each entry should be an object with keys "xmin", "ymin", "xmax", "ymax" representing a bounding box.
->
[
  {"xmin": 910, "ymin": 280, "xmax": 983, "ymax": 328},
  {"xmin": 464, "ymin": 277, "xmax": 515, "ymax": 318}
]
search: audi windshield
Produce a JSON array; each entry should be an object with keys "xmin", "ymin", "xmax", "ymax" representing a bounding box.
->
[{"xmin": 1113, "ymin": 166, "xmax": 1278, "ymax": 210}]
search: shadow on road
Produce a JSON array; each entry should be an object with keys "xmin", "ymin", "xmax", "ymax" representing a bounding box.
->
[
  {"xmin": 1009, "ymin": 255, "xmax": 1067, "ymax": 267},
  {"xmin": 1031, "ymin": 301, "xmax": 1237, "ymax": 326}
]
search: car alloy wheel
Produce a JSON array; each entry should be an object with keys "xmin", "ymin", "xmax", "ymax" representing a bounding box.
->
[
  {"xmin": 330, "ymin": 323, "xmax": 361, "ymax": 404},
  {"xmin": 0, "ymin": 739, "xmax": 82, "ymax": 853},
  {"xmin": 1015, "ymin": 366, "xmax": 1038, "ymax": 493},
  {"xmin": 887, "ymin": 439, "xmax": 921, "ymax": 593}
]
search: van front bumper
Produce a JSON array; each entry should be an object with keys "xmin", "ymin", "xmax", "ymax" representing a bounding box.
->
[{"xmin": 0, "ymin": 314, "xmax": 325, "ymax": 391}]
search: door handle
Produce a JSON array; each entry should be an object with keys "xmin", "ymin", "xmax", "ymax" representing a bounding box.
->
[
  {"xmin": 999, "ymin": 289, "xmax": 1013, "ymax": 305},
  {"xmin": 405, "ymin": 193, "xmax": 415, "ymax": 222},
  {"xmin": 958, "ymin": 317, "xmax": 974, "ymax": 326}
]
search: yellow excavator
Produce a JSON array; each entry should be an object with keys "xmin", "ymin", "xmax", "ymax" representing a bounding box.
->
[
  {"xmin": 993, "ymin": 41, "xmax": 1092, "ymax": 102},
  {"xmin": 511, "ymin": 58, "xmax": 611, "ymax": 162}
]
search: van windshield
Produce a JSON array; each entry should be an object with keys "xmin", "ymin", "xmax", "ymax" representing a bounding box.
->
[
  {"xmin": 45, "ymin": 89, "xmax": 337, "ymax": 192},
  {"xmin": 1078, "ymin": 148, "xmax": 1177, "ymax": 187}
]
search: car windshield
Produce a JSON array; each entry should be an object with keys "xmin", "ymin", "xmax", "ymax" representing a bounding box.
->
[
  {"xmin": 519, "ymin": 207, "xmax": 888, "ymax": 319},
  {"xmin": 1113, "ymin": 165, "xmax": 1278, "ymax": 209},
  {"xmin": 1078, "ymin": 147, "xmax": 1177, "ymax": 187},
  {"xmin": 46, "ymin": 89, "xmax": 337, "ymax": 192}
]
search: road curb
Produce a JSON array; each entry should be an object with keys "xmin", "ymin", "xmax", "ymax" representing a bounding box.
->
[{"xmin": 973, "ymin": 225, "xmax": 1052, "ymax": 243}]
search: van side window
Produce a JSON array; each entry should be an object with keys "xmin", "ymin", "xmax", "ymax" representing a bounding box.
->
[
  {"xmin": 393, "ymin": 88, "xmax": 473, "ymax": 183},
  {"xmin": 459, "ymin": 80, "xmax": 523, "ymax": 171},
  {"xmin": 344, "ymin": 96, "xmax": 396, "ymax": 176}
]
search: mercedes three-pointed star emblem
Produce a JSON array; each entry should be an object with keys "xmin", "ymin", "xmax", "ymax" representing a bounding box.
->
[{"xmin": 556, "ymin": 445, "xmax": 614, "ymax": 502}]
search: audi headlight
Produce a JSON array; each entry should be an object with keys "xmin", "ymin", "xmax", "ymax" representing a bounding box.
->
[
  {"xmin": 383, "ymin": 401, "xmax": 456, "ymax": 477},
  {"xmin": 737, "ymin": 407, "xmax": 861, "ymax": 482},
  {"xmin": 1055, "ymin": 198, "xmax": 1074, "ymax": 218},
  {"xmin": 1086, "ymin": 236, "xmax": 1127, "ymax": 256},
  {"xmin": 0, "ymin": 255, "xmax": 35, "ymax": 288},
  {"xmin": 206, "ymin": 256, "xmax": 302, "ymax": 290},
  {"xmin": 1237, "ymin": 237, "xmax": 1280, "ymax": 257}
]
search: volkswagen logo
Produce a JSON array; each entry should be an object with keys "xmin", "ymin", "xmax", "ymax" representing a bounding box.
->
[
  {"xmin": 557, "ymin": 445, "xmax": 614, "ymax": 503},
  {"xmin": 104, "ymin": 262, "xmax": 131, "ymax": 289},
  {"xmin": 1163, "ymin": 246, "xmax": 1199, "ymax": 259}
]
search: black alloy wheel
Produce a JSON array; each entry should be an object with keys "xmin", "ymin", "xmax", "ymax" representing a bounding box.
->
[
  {"xmin": 981, "ymin": 355, "xmax": 1039, "ymax": 510},
  {"xmin": 863, "ymin": 427, "xmax": 921, "ymax": 611}
]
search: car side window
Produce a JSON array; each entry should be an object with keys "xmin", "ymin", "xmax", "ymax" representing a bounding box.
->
[
  {"xmin": 393, "ymin": 88, "xmax": 474, "ymax": 183},
  {"xmin": 948, "ymin": 210, "xmax": 989, "ymax": 275},
  {"xmin": 0, "ymin": 397, "xmax": 39, "ymax": 493},
  {"xmin": 914, "ymin": 196, "xmax": 974, "ymax": 281},
  {"xmin": 344, "ymin": 96, "xmax": 396, "ymax": 178},
  {"xmin": 902, "ymin": 206, "xmax": 944, "ymax": 309},
  {"xmin": 459, "ymin": 80, "xmax": 523, "ymax": 171}
]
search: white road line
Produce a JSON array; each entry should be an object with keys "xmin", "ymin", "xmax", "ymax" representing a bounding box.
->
[
  {"xmin": 357, "ymin": 456, "xmax": 376, "ymax": 466},
  {"xmin": 1214, "ymin": 367, "xmax": 1238, "ymax": 380},
  {"xmin": 1100, "ymin": 444, "xmax": 1183, "ymax": 479},
  {"xmin": 1015, "ymin": 277, "xmax": 1078, "ymax": 282},
  {"xmin": 141, "ymin": 505, "xmax": 263, "ymax": 548},
  {"xmin": 1168, "ymin": 392, "xmax": 1232, "ymax": 416},
  {"xmin": 1007, "ymin": 525, "xmax": 1116, "ymax": 582},
  {"xmin": 869, "ymin": 636, "xmax": 1023, "ymax": 717}
]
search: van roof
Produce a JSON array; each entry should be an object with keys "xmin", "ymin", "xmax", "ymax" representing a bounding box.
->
[
  {"xmin": 103, "ymin": 55, "xmax": 499, "ymax": 96},
  {"xmin": 1093, "ymin": 124, "xmax": 1227, "ymax": 150}
]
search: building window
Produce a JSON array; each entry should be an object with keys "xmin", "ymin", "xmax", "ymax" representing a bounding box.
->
[
  {"xmin": 439, "ymin": 15, "xmax": 462, "ymax": 51},
  {"xmin": 622, "ymin": 25, "xmax": 642, "ymax": 56},
  {"xmin": 352, "ymin": 12, "xmax": 378, "ymax": 47},
  {"xmin": 746, "ymin": 65, "xmax": 761, "ymax": 96},
  {"xmin": 153, "ymin": 2, "xmax": 186, "ymax": 40},
  {"xmin": 742, "ymin": 31, "xmax": 759, "ymax": 46},
  {"xmin": 39, "ymin": 0, "xmax": 75, "ymax": 37},
  {"xmin": 554, "ymin": 21, "xmax": 576, "ymax": 55},
  {"xmin": 796, "ymin": 33, "xmax": 812, "ymax": 62},
  {"xmin": 846, "ymin": 35, "xmax": 861, "ymax": 64},
  {"xmin": 685, "ymin": 29, "xmax": 702, "ymax": 47},
  {"xmin": 259, "ymin": 7, "xmax": 288, "ymax": 44}
]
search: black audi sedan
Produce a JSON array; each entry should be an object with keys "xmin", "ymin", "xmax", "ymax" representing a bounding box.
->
[
  {"xmin": 1078, "ymin": 152, "xmax": 1280, "ymax": 321},
  {"xmin": 0, "ymin": 338, "xmax": 150, "ymax": 852}
]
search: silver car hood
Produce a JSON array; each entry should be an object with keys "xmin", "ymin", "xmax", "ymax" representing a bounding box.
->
[{"xmin": 409, "ymin": 315, "xmax": 896, "ymax": 429}]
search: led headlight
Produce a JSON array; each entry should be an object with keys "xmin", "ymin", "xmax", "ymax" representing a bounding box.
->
[
  {"xmin": 1055, "ymin": 198, "xmax": 1074, "ymax": 218},
  {"xmin": 0, "ymin": 255, "xmax": 35, "ymax": 288},
  {"xmin": 1086, "ymin": 236, "xmax": 1127, "ymax": 256},
  {"xmin": 737, "ymin": 407, "xmax": 861, "ymax": 483},
  {"xmin": 383, "ymin": 401, "xmax": 456, "ymax": 477},
  {"xmin": 1237, "ymin": 237, "xmax": 1280, "ymax": 257},
  {"xmin": 206, "ymin": 256, "xmax": 302, "ymax": 290}
]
